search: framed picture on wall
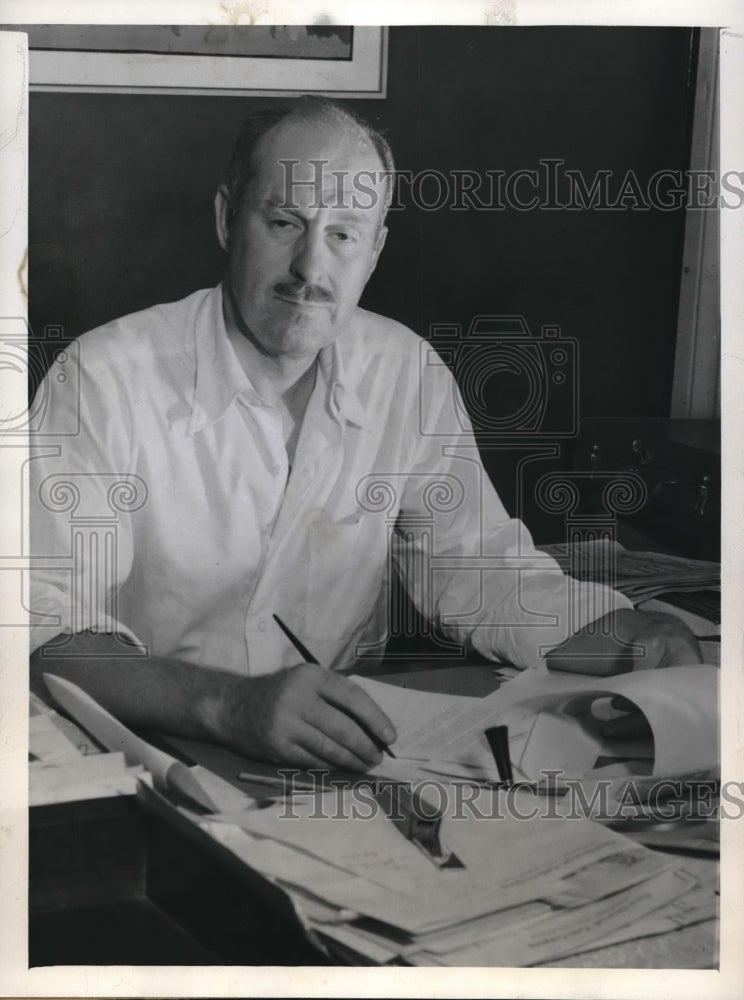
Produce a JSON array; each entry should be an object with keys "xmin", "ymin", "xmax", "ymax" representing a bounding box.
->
[{"xmin": 21, "ymin": 24, "xmax": 387, "ymax": 97}]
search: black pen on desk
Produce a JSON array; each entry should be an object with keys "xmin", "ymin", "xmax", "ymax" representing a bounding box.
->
[
  {"xmin": 272, "ymin": 613, "xmax": 396, "ymax": 759},
  {"xmin": 484, "ymin": 725, "xmax": 514, "ymax": 787}
]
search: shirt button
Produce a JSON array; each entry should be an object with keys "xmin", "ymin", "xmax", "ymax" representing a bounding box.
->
[{"xmin": 257, "ymin": 619, "xmax": 268, "ymax": 632}]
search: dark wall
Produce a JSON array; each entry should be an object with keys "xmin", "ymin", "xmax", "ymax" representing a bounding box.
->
[{"xmin": 28, "ymin": 26, "xmax": 696, "ymax": 535}]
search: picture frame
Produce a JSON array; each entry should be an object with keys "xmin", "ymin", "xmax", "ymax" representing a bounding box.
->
[{"xmin": 24, "ymin": 24, "xmax": 387, "ymax": 97}]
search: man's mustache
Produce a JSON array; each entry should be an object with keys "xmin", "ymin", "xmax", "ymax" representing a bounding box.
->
[{"xmin": 274, "ymin": 281, "xmax": 334, "ymax": 304}]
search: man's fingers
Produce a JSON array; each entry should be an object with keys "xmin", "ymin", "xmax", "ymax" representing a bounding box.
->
[
  {"xmin": 315, "ymin": 706, "xmax": 384, "ymax": 768},
  {"xmin": 238, "ymin": 664, "xmax": 395, "ymax": 770},
  {"xmin": 318, "ymin": 672, "xmax": 397, "ymax": 749},
  {"xmin": 255, "ymin": 711, "xmax": 377, "ymax": 772},
  {"xmin": 275, "ymin": 735, "xmax": 348, "ymax": 772},
  {"xmin": 296, "ymin": 718, "xmax": 381, "ymax": 772},
  {"xmin": 657, "ymin": 631, "xmax": 704, "ymax": 668},
  {"xmin": 302, "ymin": 692, "xmax": 386, "ymax": 769},
  {"xmin": 630, "ymin": 614, "xmax": 703, "ymax": 670}
]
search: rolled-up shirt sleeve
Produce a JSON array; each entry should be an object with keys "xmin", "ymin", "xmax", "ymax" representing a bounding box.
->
[
  {"xmin": 394, "ymin": 355, "xmax": 632, "ymax": 670},
  {"xmin": 29, "ymin": 345, "xmax": 144, "ymax": 653}
]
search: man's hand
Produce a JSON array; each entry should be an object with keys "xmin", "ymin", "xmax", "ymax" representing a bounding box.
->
[
  {"xmin": 547, "ymin": 608, "xmax": 703, "ymax": 674},
  {"xmin": 609, "ymin": 608, "xmax": 704, "ymax": 670},
  {"xmin": 213, "ymin": 663, "xmax": 397, "ymax": 772},
  {"xmin": 547, "ymin": 608, "xmax": 704, "ymax": 739}
]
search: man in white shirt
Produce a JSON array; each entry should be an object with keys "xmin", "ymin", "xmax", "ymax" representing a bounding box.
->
[{"xmin": 30, "ymin": 96, "xmax": 701, "ymax": 771}]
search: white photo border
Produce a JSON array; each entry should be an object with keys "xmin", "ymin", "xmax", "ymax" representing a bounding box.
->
[{"xmin": 2, "ymin": 3, "xmax": 744, "ymax": 999}]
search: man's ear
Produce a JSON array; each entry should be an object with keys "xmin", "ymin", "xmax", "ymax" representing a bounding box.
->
[
  {"xmin": 366, "ymin": 224, "xmax": 388, "ymax": 281},
  {"xmin": 214, "ymin": 185, "xmax": 231, "ymax": 253}
]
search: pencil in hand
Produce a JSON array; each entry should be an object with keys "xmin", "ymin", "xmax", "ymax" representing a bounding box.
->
[{"xmin": 272, "ymin": 613, "xmax": 396, "ymax": 759}]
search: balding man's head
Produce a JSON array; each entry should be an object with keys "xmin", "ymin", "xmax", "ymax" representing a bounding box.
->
[{"xmin": 224, "ymin": 96, "xmax": 396, "ymax": 229}]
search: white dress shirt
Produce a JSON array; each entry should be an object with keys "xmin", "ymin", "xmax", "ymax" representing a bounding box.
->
[{"xmin": 29, "ymin": 285, "xmax": 630, "ymax": 674}]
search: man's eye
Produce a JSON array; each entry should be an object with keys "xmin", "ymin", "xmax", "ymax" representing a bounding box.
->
[
  {"xmin": 269, "ymin": 218, "xmax": 298, "ymax": 231},
  {"xmin": 330, "ymin": 230, "xmax": 355, "ymax": 243}
]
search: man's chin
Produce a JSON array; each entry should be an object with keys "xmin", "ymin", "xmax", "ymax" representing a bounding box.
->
[{"xmin": 270, "ymin": 318, "xmax": 338, "ymax": 357}]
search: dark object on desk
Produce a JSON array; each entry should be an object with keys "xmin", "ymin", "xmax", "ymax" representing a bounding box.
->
[
  {"xmin": 656, "ymin": 589, "xmax": 721, "ymax": 624},
  {"xmin": 573, "ymin": 418, "xmax": 720, "ymax": 561},
  {"xmin": 484, "ymin": 725, "xmax": 514, "ymax": 785},
  {"xmin": 482, "ymin": 726, "xmax": 570, "ymax": 794},
  {"xmin": 29, "ymin": 792, "xmax": 326, "ymax": 966}
]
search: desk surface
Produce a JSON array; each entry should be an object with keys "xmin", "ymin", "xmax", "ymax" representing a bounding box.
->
[
  {"xmin": 30, "ymin": 659, "xmax": 719, "ymax": 969},
  {"xmin": 155, "ymin": 662, "xmax": 718, "ymax": 969}
]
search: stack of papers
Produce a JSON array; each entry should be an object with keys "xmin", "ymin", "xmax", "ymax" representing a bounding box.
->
[
  {"xmin": 37, "ymin": 674, "xmax": 718, "ymax": 966},
  {"xmin": 539, "ymin": 540, "xmax": 720, "ymax": 603},
  {"xmin": 354, "ymin": 663, "xmax": 719, "ymax": 794},
  {"xmin": 29, "ymin": 699, "xmax": 143, "ymax": 806},
  {"xmin": 202, "ymin": 785, "xmax": 716, "ymax": 966}
]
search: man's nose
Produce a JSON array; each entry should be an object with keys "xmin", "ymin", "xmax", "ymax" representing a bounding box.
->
[{"xmin": 289, "ymin": 229, "xmax": 327, "ymax": 286}]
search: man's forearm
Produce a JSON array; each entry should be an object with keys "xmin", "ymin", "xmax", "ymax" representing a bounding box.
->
[
  {"xmin": 30, "ymin": 631, "xmax": 233, "ymax": 742},
  {"xmin": 30, "ymin": 631, "xmax": 396, "ymax": 772}
]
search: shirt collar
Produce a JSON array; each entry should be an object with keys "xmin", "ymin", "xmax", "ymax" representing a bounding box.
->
[
  {"xmin": 186, "ymin": 284, "xmax": 256, "ymax": 435},
  {"xmin": 318, "ymin": 336, "xmax": 368, "ymax": 429},
  {"xmin": 186, "ymin": 284, "xmax": 368, "ymax": 435}
]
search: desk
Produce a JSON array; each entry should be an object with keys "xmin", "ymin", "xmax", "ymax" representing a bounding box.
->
[
  {"xmin": 29, "ymin": 791, "xmax": 326, "ymax": 966},
  {"xmin": 30, "ymin": 661, "xmax": 719, "ymax": 968}
]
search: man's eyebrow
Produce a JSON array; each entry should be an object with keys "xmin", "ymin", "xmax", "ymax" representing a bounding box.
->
[
  {"xmin": 325, "ymin": 208, "xmax": 377, "ymax": 226},
  {"xmin": 264, "ymin": 197, "xmax": 301, "ymax": 213},
  {"xmin": 264, "ymin": 197, "xmax": 378, "ymax": 226}
]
